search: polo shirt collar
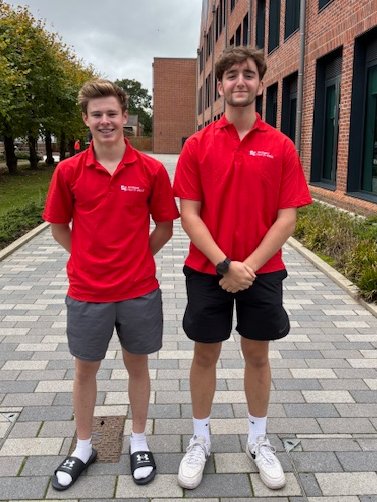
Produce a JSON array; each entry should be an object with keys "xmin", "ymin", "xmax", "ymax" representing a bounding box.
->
[
  {"xmin": 215, "ymin": 113, "xmax": 268, "ymax": 132},
  {"xmin": 85, "ymin": 138, "xmax": 138, "ymax": 168}
]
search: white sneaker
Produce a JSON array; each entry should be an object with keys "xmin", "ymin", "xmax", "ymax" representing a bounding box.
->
[
  {"xmin": 246, "ymin": 435, "xmax": 286, "ymax": 489},
  {"xmin": 178, "ymin": 435, "xmax": 210, "ymax": 489}
]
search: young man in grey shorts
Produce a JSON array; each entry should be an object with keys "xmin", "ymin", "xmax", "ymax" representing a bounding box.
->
[{"xmin": 43, "ymin": 79, "xmax": 179, "ymax": 490}]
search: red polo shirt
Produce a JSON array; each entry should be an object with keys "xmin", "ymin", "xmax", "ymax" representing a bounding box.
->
[
  {"xmin": 173, "ymin": 114, "xmax": 312, "ymax": 275},
  {"xmin": 43, "ymin": 139, "xmax": 179, "ymax": 302}
]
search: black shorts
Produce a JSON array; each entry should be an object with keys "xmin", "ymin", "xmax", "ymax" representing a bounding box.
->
[{"xmin": 183, "ymin": 266, "xmax": 290, "ymax": 343}]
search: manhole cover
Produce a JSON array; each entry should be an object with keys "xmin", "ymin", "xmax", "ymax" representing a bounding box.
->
[{"xmin": 69, "ymin": 416, "xmax": 126, "ymax": 463}]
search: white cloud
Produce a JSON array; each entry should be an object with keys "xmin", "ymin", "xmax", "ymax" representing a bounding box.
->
[{"xmin": 7, "ymin": 0, "xmax": 202, "ymax": 92}]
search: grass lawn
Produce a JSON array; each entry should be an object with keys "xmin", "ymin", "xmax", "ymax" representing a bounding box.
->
[{"xmin": 0, "ymin": 162, "xmax": 54, "ymax": 217}]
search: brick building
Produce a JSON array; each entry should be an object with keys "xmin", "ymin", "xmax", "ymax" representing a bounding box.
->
[
  {"xmin": 153, "ymin": 58, "xmax": 197, "ymax": 153},
  {"xmin": 197, "ymin": 0, "xmax": 377, "ymax": 215}
]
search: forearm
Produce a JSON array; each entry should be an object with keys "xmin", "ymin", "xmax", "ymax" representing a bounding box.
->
[
  {"xmin": 181, "ymin": 213, "xmax": 226, "ymax": 266},
  {"xmin": 50, "ymin": 223, "xmax": 71, "ymax": 253},
  {"xmin": 149, "ymin": 221, "xmax": 173, "ymax": 255},
  {"xmin": 244, "ymin": 209, "xmax": 296, "ymax": 272}
]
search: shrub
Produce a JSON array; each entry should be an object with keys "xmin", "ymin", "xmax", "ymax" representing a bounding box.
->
[
  {"xmin": 0, "ymin": 201, "xmax": 44, "ymax": 250},
  {"xmin": 295, "ymin": 202, "xmax": 377, "ymax": 303}
]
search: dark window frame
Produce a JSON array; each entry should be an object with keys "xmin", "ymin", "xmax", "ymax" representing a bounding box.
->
[
  {"xmin": 242, "ymin": 13, "xmax": 249, "ymax": 46},
  {"xmin": 319, "ymin": 0, "xmax": 334, "ymax": 10},
  {"xmin": 284, "ymin": 0, "xmax": 300, "ymax": 40},
  {"xmin": 235, "ymin": 24, "xmax": 241, "ymax": 46},
  {"xmin": 311, "ymin": 49, "xmax": 342, "ymax": 190},
  {"xmin": 266, "ymin": 82, "xmax": 278, "ymax": 127},
  {"xmin": 348, "ymin": 28, "xmax": 377, "ymax": 202},
  {"xmin": 281, "ymin": 72, "xmax": 298, "ymax": 143},
  {"xmin": 256, "ymin": 0, "xmax": 265, "ymax": 49},
  {"xmin": 268, "ymin": 0, "xmax": 281, "ymax": 53}
]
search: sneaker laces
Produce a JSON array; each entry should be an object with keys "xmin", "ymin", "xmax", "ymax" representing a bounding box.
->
[
  {"xmin": 256, "ymin": 440, "xmax": 278, "ymax": 465},
  {"xmin": 185, "ymin": 438, "xmax": 208, "ymax": 465}
]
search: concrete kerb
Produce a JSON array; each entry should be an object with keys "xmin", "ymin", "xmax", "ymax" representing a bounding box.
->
[
  {"xmin": 0, "ymin": 221, "xmax": 49, "ymax": 261},
  {"xmin": 288, "ymin": 236, "xmax": 377, "ymax": 318},
  {"xmin": 1, "ymin": 225, "xmax": 375, "ymax": 319}
]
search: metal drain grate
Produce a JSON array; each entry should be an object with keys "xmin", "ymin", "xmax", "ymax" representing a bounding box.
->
[
  {"xmin": 0, "ymin": 412, "xmax": 19, "ymax": 439},
  {"xmin": 69, "ymin": 416, "xmax": 126, "ymax": 463}
]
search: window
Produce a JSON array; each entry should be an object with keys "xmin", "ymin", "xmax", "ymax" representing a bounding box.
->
[
  {"xmin": 311, "ymin": 50, "xmax": 342, "ymax": 187},
  {"xmin": 256, "ymin": 0, "xmax": 265, "ymax": 49},
  {"xmin": 268, "ymin": 0, "xmax": 281, "ymax": 53},
  {"xmin": 266, "ymin": 83, "xmax": 278, "ymax": 127},
  {"xmin": 230, "ymin": 0, "xmax": 235, "ymax": 12},
  {"xmin": 285, "ymin": 0, "xmax": 300, "ymax": 39},
  {"xmin": 322, "ymin": 81, "xmax": 338, "ymax": 182},
  {"xmin": 256, "ymin": 95, "xmax": 263, "ymax": 116},
  {"xmin": 205, "ymin": 73, "xmax": 212, "ymax": 109},
  {"xmin": 348, "ymin": 29, "xmax": 377, "ymax": 199},
  {"xmin": 198, "ymin": 87, "xmax": 203, "ymax": 115},
  {"xmin": 199, "ymin": 47, "xmax": 204, "ymax": 74},
  {"xmin": 205, "ymin": 25, "xmax": 213, "ymax": 61},
  {"xmin": 242, "ymin": 13, "xmax": 249, "ymax": 46},
  {"xmin": 361, "ymin": 64, "xmax": 377, "ymax": 195},
  {"xmin": 319, "ymin": 0, "xmax": 333, "ymax": 9},
  {"xmin": 235, "ymin": 24, "xmax": 241, "ymax": 46},
  {"xmin": 230, "ymin": 35, "xmax": 234, "ymax": 47},
  {"xmin": 214, "ymin": 73, "xmax": 220, "ymax": 101},
  {"xmin": 215, "ymin": 6, "xmax": 220, "ymax": 41},
  {"xmin": 281, "ymin": 72, "xmax": 298, "ymax": 142},
  {"xmin": 221, "ymin": 0, "xmax": 227, "ymax": 28}
]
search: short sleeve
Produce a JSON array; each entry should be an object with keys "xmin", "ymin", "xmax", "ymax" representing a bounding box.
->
[
  {"xmin": 149, "ymin": 164, "xmax": 180, "ymax": 223},
  {"xmin": 42, "ymin": 164, "xmax": 74, "ymax": 224},
  {"xmin": 278, "ymin": 138, "xmax": 313, "ymax": 209},
  {"xmin": 173, "ymin": 138, "xmax": 202, "ymax": 201}
]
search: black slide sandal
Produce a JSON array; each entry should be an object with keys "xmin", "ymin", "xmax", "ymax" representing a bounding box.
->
[
  {"xmin": 130, "ymin": 450, "xmax": 156, "ymax": 485},
  {"xmin": 51, "ymin": 449, "xmax": 97, "ymax": 491}
]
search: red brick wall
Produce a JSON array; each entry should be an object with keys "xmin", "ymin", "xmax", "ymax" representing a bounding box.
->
[
  {"xmin": 196, "ymin": 0, "xmax": 377, "ymax": 215},
  {"xmin": 153, "ymin": 58, "xmax": 196, "ymax": 153}
]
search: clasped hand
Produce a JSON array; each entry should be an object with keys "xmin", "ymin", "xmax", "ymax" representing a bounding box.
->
[{"xmin": 219, "ymin": 261, "xmax": 255, "ymax": 293}]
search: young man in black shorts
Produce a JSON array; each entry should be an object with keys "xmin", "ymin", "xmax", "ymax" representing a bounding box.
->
[
  {"xmin": 43, "ymin": 79, "xmax": 179, "ymax": 490},
  {"xmin": 173, "ymin": 46, "xmax": 312, "ymax": 490}
]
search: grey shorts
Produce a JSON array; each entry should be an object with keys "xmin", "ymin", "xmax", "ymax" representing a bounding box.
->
[{"xmin": 66, "ymin": 288, "xmax": 163, "ymax": 360}]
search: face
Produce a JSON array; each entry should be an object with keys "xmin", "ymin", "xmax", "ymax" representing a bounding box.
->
[
  {"xmin": 83, "ymin": 96, "xmax": 128, "ymax": 146},
  {"xmin": 218, "ymin": 58, "xmax": 264, "ymax": 109}
]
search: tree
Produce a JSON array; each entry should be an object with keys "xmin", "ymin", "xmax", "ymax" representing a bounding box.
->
[
  {"xmin": 0, "ymin": 1, "xmax": 97, "ymax": 172},
  {"xmin": 115, "ymin": 79, "xmax": 153, "ymax": 136}
]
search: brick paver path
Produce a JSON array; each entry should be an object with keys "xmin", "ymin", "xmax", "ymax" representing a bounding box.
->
[{"xmin": 1, "ymin": 154, "xmax": 377, "ymax": 501}]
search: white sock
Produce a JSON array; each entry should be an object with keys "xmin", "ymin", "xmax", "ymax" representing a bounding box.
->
[
  {"xmin": 248, "ymin": 414, "xmax": 267, "ymax": 444},
  {"xmin": 130, "ymin": 431, "xmax": 153, "ymax": 480},
  {"xmin": 193, "ymin": 416, "xmax": 211, "ymax": 446},
  {"xmin": 56, "ymin": 437, "xmax": 92, "ymax": 486}
]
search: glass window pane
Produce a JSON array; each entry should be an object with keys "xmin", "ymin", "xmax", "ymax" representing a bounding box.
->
[
  {"xmin": 362, "ymin": 65, "xmax": 377, "ymax": 194},
  {"xmin": 322, "ymin": 84, "xmax": 336, "ymax": 181}
]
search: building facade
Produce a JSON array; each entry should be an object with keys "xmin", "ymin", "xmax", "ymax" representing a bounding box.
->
[
  {"xmin": 197, "ymin": 0, "xmax": 377, "ymax": 215},
  {"xmin": 153, "ymin": 58, "xmax": 197, "ymax": 154}
]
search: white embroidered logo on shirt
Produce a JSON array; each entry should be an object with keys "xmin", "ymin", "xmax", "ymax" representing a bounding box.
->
[
  {"xmin": 249, "ymin": 150, "xmax": 274, "ymax": 159},
  {"xmin": 120, "ymin": 185, "xmax": 145, "ymax": 192}
]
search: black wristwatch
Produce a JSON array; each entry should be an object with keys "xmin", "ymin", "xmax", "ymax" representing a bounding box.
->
[{"xmin": 216, "ymin": 258, "xmax": 232, "ymax": 276}]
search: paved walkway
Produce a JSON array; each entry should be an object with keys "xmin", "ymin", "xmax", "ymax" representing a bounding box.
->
[{"xmin": 1, "ymin": 154, "xmax": 377, "ymax": 501}]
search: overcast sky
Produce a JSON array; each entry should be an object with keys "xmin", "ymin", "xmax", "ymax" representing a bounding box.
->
[{"xmin": 7, "ymin": 0, "xmax": 203, "ymax": 93}]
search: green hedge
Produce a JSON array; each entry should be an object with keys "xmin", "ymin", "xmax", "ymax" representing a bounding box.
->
[
  {"xmin": 0, "ymin": 201, "xmax": 44, "ymax": 250},
  {"xmin": 294, "ymin": 202, "xmax": 377, "ymax": 303}
]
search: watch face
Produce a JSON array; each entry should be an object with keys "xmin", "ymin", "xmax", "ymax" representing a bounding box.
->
[{"xmin": 216, "ymin": 260, "xmax": 230, "ymax": 275}]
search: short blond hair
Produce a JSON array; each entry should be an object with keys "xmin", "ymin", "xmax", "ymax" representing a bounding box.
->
[{"xmin": 78, "ymin": 79, "xmax": 128, "ymax": 114}]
